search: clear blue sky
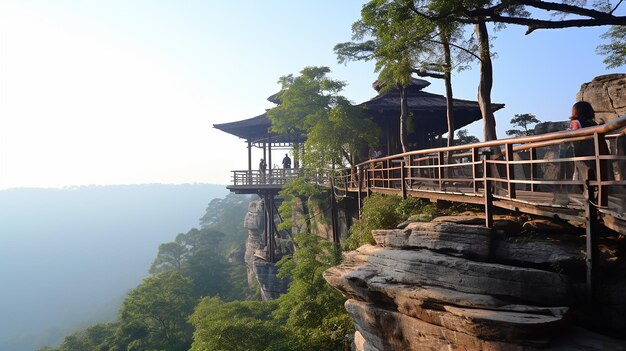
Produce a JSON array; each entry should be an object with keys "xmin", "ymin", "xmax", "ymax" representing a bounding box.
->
[{"xmin": 0, "ymin": 0, "xmax": 623, "ymax": 188}]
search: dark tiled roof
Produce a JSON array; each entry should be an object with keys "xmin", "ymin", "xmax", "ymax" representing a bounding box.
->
[
  {"xmin": 213, "ymin": 113, "xmax": 270, "ymax": 141},
  {"xmin": 361, "ymin": 87, "xmax": 504, "ymax": 113},
  {"xmin": 213, "ymin": 113, "xmax": 305, "ymax": 143},
  {"xmin": 214, "ymin": 79, "xmax": 505, "ymax": 141}
]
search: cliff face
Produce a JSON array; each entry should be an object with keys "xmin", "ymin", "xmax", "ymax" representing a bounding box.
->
[
  {"xmin": 242, "ymin": 194, "xmax": 355, "ymax": 300},
  {"xmin": 325, "ymin": 216, "xmax": 626, "ymax": 350},
  {"xmin": 243, "ymin": 198, "xmax": 289, "ymax": 300}
]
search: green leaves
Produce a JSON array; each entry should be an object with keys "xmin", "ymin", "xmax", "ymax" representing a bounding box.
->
[
  {"xmin": 269, "ymin": 66, "xmax": 344, "ymax": 135},
  {"xmin": 598, "ymin": 25, "xmax": 626, "ymax": 68},
  {"xmin": 505, "ymin": 113, "xmax": 540, "ymax": 137},
  {"xmin": 189, "ymin": 297, "xmax": 287, "ymax": 351},
  {"xmin": 118, "ymin": 271, "xmax": 196, "ymax": 351},
  {"xmin": 345, "ymin": 194, "xmax": 426, "ymax": 250},
  {"xmin": 188, "ymin": 232, "xmax": 352, "ymax": 351},
  {"xmin": 269, "ymin": 66, "xmax": 379, "ymax": 168},
  {"xmin": 455, "ymin": 128, "xmax": 480, "ymax": 145}
]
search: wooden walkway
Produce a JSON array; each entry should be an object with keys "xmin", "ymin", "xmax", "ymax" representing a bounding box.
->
[{"xmin": 333, "ymin": 115, "xmax": 626, "ymax": 235}]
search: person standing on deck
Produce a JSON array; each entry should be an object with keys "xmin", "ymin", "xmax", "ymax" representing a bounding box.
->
[
  {"xmin": 259, "ymin": 158, "xmax": 267, "ymax": 183},
  {"xmin": 569, "ymin": 101, "xmax": 598, "ymax": 130},
  {"xmin": 570, "ymin": 101, "xmax": 599, "ymax": 183},
  {"xmin": 282, "ymin": 153, "xmax": 291, "ymax": 169},
  {"xmin": 554, "ymin": 101, "xmax": 600, "ymax": 204},
  {"xmin": 281, "ymin": 153, "xmax": 292, "ymax": 183}
]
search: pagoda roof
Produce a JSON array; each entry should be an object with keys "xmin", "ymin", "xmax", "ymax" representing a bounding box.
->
[
  {"xmin": 213, "ymin": 113, "xmax": 305, "ymax": 143},
  {"xmin": 359, "ymin": 80, "xmax": 504, "ymax": 135},
  {"xmin": 214, "ymin": 78, "xmax": 505, "ymax": 141}
]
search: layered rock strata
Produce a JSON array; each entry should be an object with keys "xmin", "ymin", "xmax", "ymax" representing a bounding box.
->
[
  {"xmin": 325, "ymin": 217, "xmax": 626, "ymax": 350},
  {"xmin": 243, "ymin": 198, "xmax": 289, "ymax": 300}
]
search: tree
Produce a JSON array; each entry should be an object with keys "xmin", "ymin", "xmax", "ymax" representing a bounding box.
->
[
  {"xmin": 150, "ymin": 228, "xmax": 224, "ymax": 274},
  {"xmin": 189, "ymin": 297, "xmax": 288, "ymax": 351},
  {"xmin": 404, "ymin": 1, "xmax": 522, "ymax": 143},
  {"xmin": 506, "ymin": 113, "xmax": 540, "ymax": 137},
  {"xmin": 274, "ymin": 233, "xmax": 353, "ymax": 350},
  {"xmin": 116, "ymin": 271, "xmax": 196, "ymax": 351},
  {"xmin": 414, "ymin": 0, "xmax": 626, "ymax": 68},
  {"xmin": 199, "ymin": 193, "xmax": 251, "ymax": 253},
  {"xmin": 53, "ymin": 323, "xmax": 117, "ymax": 351},
  {"xmin": 149, "ymin": 227, "xmax": 248, "ymax": 300},
  {"xmin": 268, "ymin": 66, "xmax": 379, "ymax": 169},
  {"xmin": 336, "ymin": 0, "xmax": 477, "ymax": 152},
  {"xmin": 188, "ymin": 232, "xmax": 353, "ymax": 351},
  {"xmin": 454, "ymin": 129, "xmax": 480, "ymax": 145}
]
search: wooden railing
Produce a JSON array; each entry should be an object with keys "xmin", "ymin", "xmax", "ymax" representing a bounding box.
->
[
  {"xmin": 334, "ymin": 115, "xmax": 626, "ymax": 229},
  {"xmin": 231, "ymin": 168, "xmax": 304, "ymax": 186}
]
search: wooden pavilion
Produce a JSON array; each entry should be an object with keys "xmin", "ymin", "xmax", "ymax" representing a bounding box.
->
[
  {"xmin": 214, "ymin": 78, "xmax": 505, "ymax": 261},
  {"xmin": 361, "ymin": 78, "xmax": 505, "ymax": 155},
  {"xmin": 215, "ymin": 78, "xmax": 505, "ymax": 172}
]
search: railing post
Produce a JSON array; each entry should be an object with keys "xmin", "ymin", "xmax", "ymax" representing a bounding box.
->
[
  {"xmin": 386, "ymin": 159, "xmax": 391, "ymax": 189},
  {"xmin": 366, "ymin": 165, "xmax": 371, "ymax": 197},
  {"xmin": 482, "ymin": 151, "xmax": 493, "ymax": 229},
  {"xmin": 505, "ymin": 143, "xmax": 516, "ymax": 199},
  {"xmin": 530, "ymin": 148, "xmax": 537, "ymax": 192},
  {"xmin": 357, "ymin": 166, "xmax": 362, "ymax": 219},
  {"xmin": 594, "ymin": 132, "xmax": 609, "ymax": 207},
  {"xmin": 472, "ymin": 147, "xmax": 480, "ymax": 193},
  {"xmin": 584, "ymin": 176, "xmax": 599, "ymax": 303},
  {"xmin": 330, "ymin": 180, "xmax": 340, "ymax": 244},
  {"xmin": 400, "ymin": 160, "xmax": 407, "ymax": 199},
  {"xmin": 438, "ymin": 151, "xmax": 444, "ymax": 191}
]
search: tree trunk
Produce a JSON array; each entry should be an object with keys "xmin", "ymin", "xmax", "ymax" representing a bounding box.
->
[
  {"xmin": 399, "ymin": 85, "xmax": 410, "ymax": 153},
  {"xmin": 442, "ymin": 32, "xmax": 454, "ymax": 163},
  {"xmin": 474, "ymin": 20, "xmax": 498, "ymax": 142}
]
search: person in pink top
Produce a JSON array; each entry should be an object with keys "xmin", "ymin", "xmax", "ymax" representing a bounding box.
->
[{"xmin": 569, "ymin": 101, "xmax": 597, "ymax": 130}]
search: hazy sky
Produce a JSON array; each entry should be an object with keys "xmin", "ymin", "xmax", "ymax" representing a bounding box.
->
[{"xmin": 0, "ymin": 1, "xmax": 623, "ymax": 189}]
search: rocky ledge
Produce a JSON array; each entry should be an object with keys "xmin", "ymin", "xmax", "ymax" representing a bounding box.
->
[{"xmin": 324, "ymin": 216, "xmax": 626, "ymax": 350}]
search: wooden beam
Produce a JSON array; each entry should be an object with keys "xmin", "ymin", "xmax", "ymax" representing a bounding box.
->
[
  {"xmin": 505, "ymin": 143, "xmax": 516, "ymax": 199},
  {"xmin": 594, "ymin": 132, "xmax": 609, "ymax": 207},
  {"xmin": 585, "ymin": 178, "xmax": 599, "ymax": 302}
]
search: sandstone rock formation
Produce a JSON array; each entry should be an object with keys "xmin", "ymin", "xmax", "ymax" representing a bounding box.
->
[
  {"xmin": 325, "ymin": 217, "xmax": 626, "ymax": 350},
  {"xmin": 243, "ymin": 198, "xmax": 289, "ymax": 300},
  {"xmin": 577, "ymin": 74, "xmax": 626, "ymax": 124}
]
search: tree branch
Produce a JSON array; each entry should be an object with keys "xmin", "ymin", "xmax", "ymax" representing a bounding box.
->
[
  {"xmin": 413, "ymin": 69, "xmax": 445, "ymax": 79},
  {"xmin": 514, "ymin": 0, "xmax": 621, "ymax": 19},
  {"xmin": 612, "ymin": 0, "xmax": 624, "ymax": 14},
  {"xmin": 479, "ymin": 14, "xmax": 626, "ymax": 34}
]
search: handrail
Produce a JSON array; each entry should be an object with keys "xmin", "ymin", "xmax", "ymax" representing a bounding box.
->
[{"xmin": 357, "ymin": 114, "xmax": 626, "ymax": 167}]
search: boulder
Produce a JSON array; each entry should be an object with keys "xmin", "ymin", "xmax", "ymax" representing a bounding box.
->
[
  {"xmin": 331, "ymin": 245, "xmax": 569, "ymax": 305},
  {"xmin": 372, "ymin": 222, "xmax": 491, "ymax": 259},
  {"xmin": 522, "ymin": 219, "xmax": 584, "ymax": 235},
  {"xmin": 346, "ymin": 299, "xmax": 529, "ymax": 351},
  {"xmin": 493, "ymin": 237, "xmax": 584, "ymax": 267},
  {"xmin": 577, "ymin": 74, "xmax": 626, "ymax": 124},
  {"xmin": 431, "ymin": 215, "xmax": 486, "ymax": 225},
  {"xmin": 396, "ymin": 213, "xmax": 433, "ymax": 228}
]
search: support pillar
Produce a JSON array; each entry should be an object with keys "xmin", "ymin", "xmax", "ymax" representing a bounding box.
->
[
  {"xmin": 357, "ymin": 166, "xmax": 363, "ymax": 219},
  {"xmin": 268, "ymin": 194, "xmax": 275, "ymax": 263},
  {"xmin": 585, "ymin": 176, "xmax": 599, "ymax": 302},
  {"xmin": 330, "ymin": 186, "xmax": 340, "ymax": 243},
  {"xmin": 247, "ymin": 140, "xmax": 252, "ymax": 184},
  {"xmin": 482, "ymin": 151, "xmax": 493, "ymax": 229},
  {"xmin": 268, "ymin": 134, "xmax": 273, "ymax": 174}
]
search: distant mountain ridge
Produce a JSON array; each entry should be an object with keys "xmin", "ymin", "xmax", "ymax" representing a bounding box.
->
[{"xmin": 0, "ymin": 183, "xmax": 228, "ymax": 351}]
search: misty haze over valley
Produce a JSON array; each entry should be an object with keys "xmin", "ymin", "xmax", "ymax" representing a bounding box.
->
[{"xmin": 0, "ymin": 184, "xmax": 228, "ymax": 351}]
